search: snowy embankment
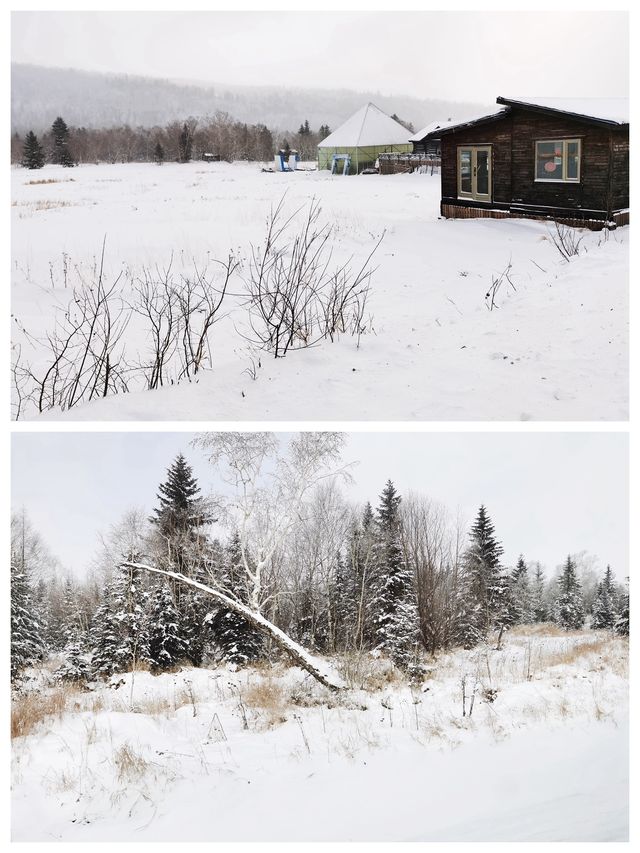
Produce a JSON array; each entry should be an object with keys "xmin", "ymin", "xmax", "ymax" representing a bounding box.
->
[
  {"xmin": 11, "ymin": 628, "xmax": 628, "ymax": 841},
  {"xmin": 11, "ymin": 161, "xmax": 628, "ymax": 421}
]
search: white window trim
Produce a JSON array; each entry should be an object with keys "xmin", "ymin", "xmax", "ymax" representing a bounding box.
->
[{"xmin": 535, "ymin": 138, "xmax": 581, "ymax": 183}]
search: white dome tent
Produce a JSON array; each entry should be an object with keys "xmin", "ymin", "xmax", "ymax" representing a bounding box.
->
[{"xmin": 317, "ymin": 102, "xmax": 412, "ymax": 175}]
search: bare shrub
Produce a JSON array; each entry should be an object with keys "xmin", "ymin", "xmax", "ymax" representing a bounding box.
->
[
  {"xmin": 548, "ymin": 220, "xmax": 585, "ymax": 261},
  {"xmin": 485, "ymin": 258, "xmax": 516, "ymax": 311},
  {"xmin": 245, "ymin": 197, "xmax": 380, "ymax": 357}
]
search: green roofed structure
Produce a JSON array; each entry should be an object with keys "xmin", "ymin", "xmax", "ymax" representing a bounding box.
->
[{"xmin": 317, "ymin": 103, "xmax": 412, "ymax": 175}]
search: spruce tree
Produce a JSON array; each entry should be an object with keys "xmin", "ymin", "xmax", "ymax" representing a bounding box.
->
[
  {"xmin": 92, "ymin": 565, "xmax": 150, "ymax": 676},
  {"xmin": 91, "ymin": 579, "xmax": 120, "ymax": 678},
  {"xmin": 21, "ymin": 131, "xmax": 45, "ymax": 169},
  {"xmin": 151, "ymin": 453, "xmax": 208, "ymax": 540},
  {"xmin": 11, "ymin": 561, "xmax": 43, "ymax": 680},
  {"xmin": 530, "ymin": 562, "xmax": 549, "ymax": 622},
  {"xmin": 209, "ymin": 532, "xmax": 262, "ymax": 666},
  {"xmin": 148, "ymin": 583, "xmax": 187, "ymax": 671},
  {"xmin": 154, "ymin": 141, "xmax": 165, "ymax": 165},
  {"xmin": 614, "ymin": 578, "xmax": 629, "ymax": 636},
  {"xmin": 51, "ymin": 117, "xmax": 74, "ymax": 167},
  {"xmin": 554, "ymin": 555, "xmax": 585, "ymax": 630},
  {"xmin": 591, "ymin": 565, "xmax": 616, "ymax": 630},
  {"xmin": 330, "ymin": 549, "xmax": 355, "ymax": 651},
  {"xmin": 458, "ymin": 505, "xmax": 505, "ymax": 644},
  {"xmin": 509, "ymin": 555, "xmax": 533, "ymax": 625},
  {"xmin": 55, "ymin": 578, "xmax": 91, "ymax": 682},
  {"xmin": 370, "ymin": 481, "xmax": 419, "ymax": 670}
]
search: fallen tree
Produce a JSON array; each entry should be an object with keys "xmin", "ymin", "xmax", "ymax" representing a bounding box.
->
[{"xmin": 122, "ymin": 561, "xmax": 346, "ymax": 691}]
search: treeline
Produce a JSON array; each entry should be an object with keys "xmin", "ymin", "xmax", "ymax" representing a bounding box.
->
[
  {"xmin": 11, "ymin": 453, "xmax": 629, "ymax": 684},
  {"xmin": 12, "ymin": 113, "xmax": 332, "ymax": 168}
]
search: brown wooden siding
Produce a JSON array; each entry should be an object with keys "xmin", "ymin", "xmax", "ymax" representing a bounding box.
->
[{"xmin": 438, "ymin": 108, "xmax": 629, "ymax": 222}]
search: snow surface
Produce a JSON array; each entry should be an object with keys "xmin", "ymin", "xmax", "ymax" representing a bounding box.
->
[
  {"xmin": 11, "ymin": 161, "xmax": 628, "ymax": 421},
  {"xmin": 11, "ymin": 629, "xmax": 628, "ymax": 842},
  {"xmin": 317, "ymin": 102, "xmax": 411, "ymax": 148}
]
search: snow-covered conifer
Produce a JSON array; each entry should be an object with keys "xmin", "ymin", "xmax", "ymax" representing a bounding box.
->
[
  {"xmin": 11, "ymin": 561, "xmax": 43, "ymax": 680},
  {"xmin": 370, "ymin": 481, "xmax": 419, "ymax": 670},
  {"xmin": 148, "ymin": 582, "xmax": 187, "ymax": 671},
  {"xmin": 554, "ymin": 555, "xmax": 585, "ymax": 630}
]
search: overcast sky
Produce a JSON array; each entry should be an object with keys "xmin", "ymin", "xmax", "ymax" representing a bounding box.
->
[
  {"xmin": 11, "ymin": 11, "xmax": 628, "ymax": 102},
  {"xmin": 11, "ymin": 431, "xmax": 628, "ymax": 580}
]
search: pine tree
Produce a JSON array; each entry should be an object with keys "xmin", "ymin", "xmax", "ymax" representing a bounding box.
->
[
  {"xmin": 554, "ymin": 555, "xmax": 585, "ymax": 630},
  {"xmin": 530, "ymin": 562, "xmax": 549, "ymax": 622},
  {"xmin": 458, "ymin": 505, "xmax": 505, "ymax": 644},
  {"xmin": 178, "ymin": 123, "xmax": 193, "ymax": 163},
  {"xmin": 370, "ymin": 481, "xmax": 419, "ymax": 670},
  {"xmin": 11, "ymin": 561, "xmax": 43, "ymax": 680},
  {"xmin": 21, "ymin": 131, "xmax": 45, "ymax": 169},
  {"xmin": 51, "ymin": 117, "xmax": 74, "ymax": 167},
  {"xmin": 591, "ymin": 565, "xmax": 616, "ymax": 630},
  {"xmin": 509, "ymin": 555, "xmax": 533, "ymax": 625},
  {"xmin": 148, "ymin": 583, "xmax": 187, "ymax": 671},
  {"xmin": 330, "ymin": 549, "xmax": 355, "ymax": 651},
  {"xmin": 154, "ymin": 141, "xmax": 165, "ymax": 165},
  {"xmin": 209, "ymin": 532, "xmax": 262, "ymax": 666}
]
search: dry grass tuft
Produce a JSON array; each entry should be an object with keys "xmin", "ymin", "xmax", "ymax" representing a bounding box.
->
[
  {"xmin": 11, "ymin": 685, "xmax": 80, "ymax": 739},
  {"xmin": 510, "ymin": 623, "xmax": 568, "ymax": 638},
  {"xmin": 244, "ymin": 678, "xmax": 288, "ymax": 727},
  {"xmin": 24, "ymin": 178, "xmax": 75, "ymax": 185},
  {"xmin": 113, "ymin": 742, "xmax": 149, "ymax": 783},
  {"xmin": 543, "ymin": 638, "xmax": 607, "ymax": 668}
]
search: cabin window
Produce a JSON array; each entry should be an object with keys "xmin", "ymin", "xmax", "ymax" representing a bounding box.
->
[{"xmin": 535, "ymin": 139, "xmax": 581, "ymax": 182}]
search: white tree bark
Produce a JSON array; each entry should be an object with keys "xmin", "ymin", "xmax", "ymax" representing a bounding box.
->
[{"xmin": 123, "ymin": 561, "xmax": 345, "ymax": 691}]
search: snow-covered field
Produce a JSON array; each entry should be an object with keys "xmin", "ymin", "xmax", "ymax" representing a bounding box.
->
[
  {"xmin": 11, "ymin": 161, "xmax": 628, "ymax": 421},
  {"xmin": 11, "ymin": 628, "xmax": 628, "ymax": 841}
]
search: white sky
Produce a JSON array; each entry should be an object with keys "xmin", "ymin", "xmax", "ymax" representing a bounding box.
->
[
  {"xmin": 11, "ymin": 431, "xmax": 628, "ymax": 580},
  {"xmin": 11, "ymin": 10, "xmax": 629, "ymax": 102}
]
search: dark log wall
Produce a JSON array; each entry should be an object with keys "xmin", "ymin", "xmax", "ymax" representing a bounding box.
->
[
  {"xmin": 510, "ymin": 109, "xmax": 619, "ymax": 213},
  {"xmin": 610, "ymin": 127, "xmax": 629, "ymax": 210},
  {"xmin": 440, "ymin": 115, "xmax": 513, "ymax": 204},
  {"xmin": 440, "ymin": 109, "xmax": 629, "ymax": 217}
]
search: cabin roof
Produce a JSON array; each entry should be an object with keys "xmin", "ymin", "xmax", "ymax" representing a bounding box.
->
[
  {"xmin": 422, "ymin": 96, "xmax": 629, "ymax": 139},
  {"xmin": 408, "ymin": 119, "xmax": 452, "ymax": 143}
]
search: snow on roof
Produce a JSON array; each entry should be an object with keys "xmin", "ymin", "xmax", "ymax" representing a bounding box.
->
[
  {"xmin": 497, "ymin": 97, "xmax": 629, "ymax": 125},
  {"xmin": 421, "ymin": 107, "xmax": 509, "ymax": 138},
  {"xmin": 409, "ymin": 119, "xmax": 453, "ymax": 143},
  {"xmin": 317, "ymin": 102, "xmax": 411, "ymax": 148}
]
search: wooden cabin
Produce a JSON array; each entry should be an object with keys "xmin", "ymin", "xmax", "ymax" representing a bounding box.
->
[{"xmin": 423, "ymin": 97, "xmax": 629, "ymax": 228}]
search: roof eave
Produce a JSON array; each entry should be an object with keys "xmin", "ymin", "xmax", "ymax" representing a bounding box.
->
[
  {"xmin": 496, "ymin": 96, "xmax": 629, "ymax": 128},
  {"xmin": 422, "ymin": 109, "xmax": 511, "ymax": 139}
]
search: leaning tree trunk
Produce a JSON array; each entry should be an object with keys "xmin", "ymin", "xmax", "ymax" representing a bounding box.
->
[{"xmin": 122, "ymin": 562, "xmax": 345, "ymax": 691}]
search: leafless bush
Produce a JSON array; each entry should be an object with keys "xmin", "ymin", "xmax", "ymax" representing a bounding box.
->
[
  {"xmin": 12, "ymin": 248, "xmax": 235, "ymax": 418},
  {"xmin": 485, "ymin": 258, "xmax": 516, "ymax": 310},
  {"xmin": 245, "ymin": 197, "xmax": 380, "ymax": 357},
  {"xmin": 548, "ymin": 220, "xmax": 585, "ymax": 261},
  {"xmin": 14, "ymin": 242, "xmax": 131, "ymax": 414}
]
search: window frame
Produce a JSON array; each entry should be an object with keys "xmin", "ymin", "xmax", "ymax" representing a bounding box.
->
[{"xmin": 534, "ymin": 138, "xmax": 582, "ymax": 184}]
